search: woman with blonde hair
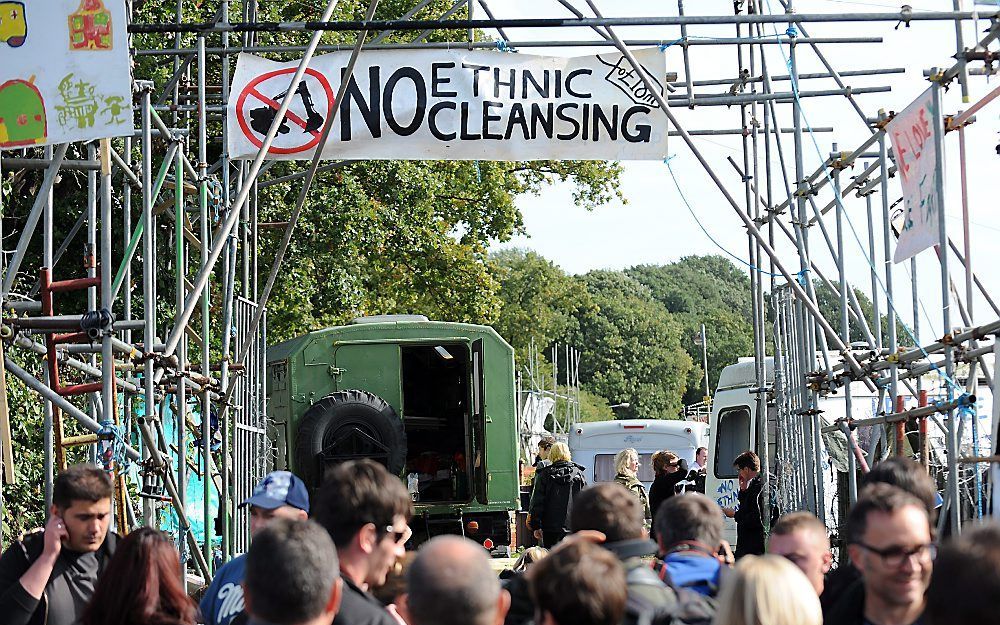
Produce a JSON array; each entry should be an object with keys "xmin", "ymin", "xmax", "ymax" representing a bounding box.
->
[
  {"xmin": 711, "ymin": 554, "xmax": 822, "ymax": 625},
  {"xmin": 528, "ymin": 442, "xmax": 587, "ymax": 547},
  {"xmin": 613, "ymin": 448, "xmax": 650, "ymax": 521}
]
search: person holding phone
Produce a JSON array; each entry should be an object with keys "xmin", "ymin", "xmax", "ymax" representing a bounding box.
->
[
  {"xmin": 722, "ymin": 450, "xmax": 766, "ymax": 559},
  {"xmin": 0, "ymin": 464, "xmax": 118, "ymax": 625}
]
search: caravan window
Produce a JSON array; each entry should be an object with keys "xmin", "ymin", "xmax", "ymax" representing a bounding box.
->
[
  {"xmin": 715, "ymin": 407, "xmax": 751, "ymax": 479},
  {"xmin": 594, "ymin": 453, "xmax": 656, "ymax": 483}
]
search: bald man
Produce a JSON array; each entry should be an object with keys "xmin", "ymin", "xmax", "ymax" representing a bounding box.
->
[{"xmin": 400, "ymin": 536, "xmax": 511, "ymax": 625}]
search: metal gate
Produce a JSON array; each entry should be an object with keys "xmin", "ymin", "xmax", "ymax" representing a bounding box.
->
[{"xmin": 231, "ymin": 296, "xmax": 269, "ymax": 554}]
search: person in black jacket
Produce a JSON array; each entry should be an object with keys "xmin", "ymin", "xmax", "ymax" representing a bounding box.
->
[
  {"xmin": 0, "ymin": 464, "xmax": 118, "ymax": 625},
  {"xmin": 722, "ymin": 450, "xmax": 765, "ymax": 559},
  {"xmin": 648, "ymin": 451, "xmax": 686, "ymax": 527},
  {"xmin": 312, "ymin": 460, "xmax": 413, "ymax": 625},
  {"xmin": 528, "ymin": 442, "xmax": 587, "ymax": 548}
]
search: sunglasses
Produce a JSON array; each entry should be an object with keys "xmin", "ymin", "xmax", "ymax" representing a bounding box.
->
[{"xmin": 381, "ymin": 525, "xmax": 410, "ymax": 544}]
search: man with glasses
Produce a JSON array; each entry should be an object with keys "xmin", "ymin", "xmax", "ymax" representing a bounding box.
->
[
  {"xmin": 827, "ymin": 483, "xmax": 933, "ymax": 625},
  {"xmin": 313, "ymin": 460, "xmax": 413, "ymax": 625},
  {"xmin": 768, "ymin": 511, "xmax": 833, "ymax": 595}
]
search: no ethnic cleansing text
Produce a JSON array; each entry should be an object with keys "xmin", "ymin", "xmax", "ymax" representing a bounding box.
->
[{"xmin": 335, "ymin": 62, "xmax": 656, "ymax": 143}]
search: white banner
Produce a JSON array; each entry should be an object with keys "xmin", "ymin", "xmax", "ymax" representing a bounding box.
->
[
  {"xmin": 0, "ymin": 0, "xmax": 133, "ymax": 150},
  {"xmin": 887, "ymin": 85, "xmax": 944, "ymax": 263},
  {"xmin": 227, "ymin": 48, "xmax": 668, "ymax": 161}
]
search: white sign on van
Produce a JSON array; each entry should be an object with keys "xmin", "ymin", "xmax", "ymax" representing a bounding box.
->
[{"xmin": 227, "ymin": 48, "xmax": 669, "ymax": 161}]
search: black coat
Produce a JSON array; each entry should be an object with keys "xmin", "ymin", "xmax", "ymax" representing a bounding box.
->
[
  {"xmin": 649, "ymin": 469, "xmax": 687, "ymax": 521},
  {"xmin": 528, "ymin": 460, "xmax": 587, "ymax": 532},
  {"xmin": 733, "ymin": 476, "xmax": 765, "ymax": 558},
  {"xmin": 823, "ymin": 578, "xmax": 866, "ymax": 625}
]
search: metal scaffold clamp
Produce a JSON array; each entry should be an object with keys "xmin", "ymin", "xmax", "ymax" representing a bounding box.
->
[{"xmin": 896, "ymin": 5, "xmax": 913, "ymax": 30}]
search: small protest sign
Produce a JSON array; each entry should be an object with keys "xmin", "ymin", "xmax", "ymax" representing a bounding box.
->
[
  {"xmin": 887, "ymin": 85, "xmax": 945, "ymax": 263},
  {"xmin": 0, "ymin": 0, "xmax": 132, "ymax": 150}
]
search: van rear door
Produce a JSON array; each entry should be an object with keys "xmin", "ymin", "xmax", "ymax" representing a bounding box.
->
[{"xmin": 471, "ymin": 339, "xmax": 488, "ymax": 504}]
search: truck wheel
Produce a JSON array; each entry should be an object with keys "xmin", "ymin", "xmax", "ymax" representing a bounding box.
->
[{"xmin": 295, "ymin": 390, "xmax": 407, "ymax": 486}]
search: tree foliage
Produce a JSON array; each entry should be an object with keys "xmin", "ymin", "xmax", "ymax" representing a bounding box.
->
[
  {"xmin": 627, "ymin": 256, "xmax": 755, "ymax": 404},
  {"xmin": 490, "ymin": 249, "xmax": 593, "ymax": 362},
  {"xmin": 563, "ymin": 271, "xmax": 692, "ymax": 419}
]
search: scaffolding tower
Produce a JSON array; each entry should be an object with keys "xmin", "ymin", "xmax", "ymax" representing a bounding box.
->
[{"xmin": 1, "ymin": 0, "xmax": 999, "ymax": 578}]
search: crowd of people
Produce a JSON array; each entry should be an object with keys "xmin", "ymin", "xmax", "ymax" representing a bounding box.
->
[{"xmin": 0, "ymin": 453, "xmax": 997, "ymax": 625}]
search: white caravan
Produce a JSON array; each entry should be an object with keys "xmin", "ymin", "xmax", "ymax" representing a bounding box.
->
[{"xmin": 569, "ymin": 419, "xmax": 709, "ymax": 490}]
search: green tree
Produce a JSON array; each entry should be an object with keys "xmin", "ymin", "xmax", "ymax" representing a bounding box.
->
[
  {"xmin": 564, "ymin": 271, "xmax": 692, "ymax": 419},
  {"xmin": 627, "ymin": 256, "xmax": 755, "ymax": 404},
  {"xmin": 490, "ymin": 249, "xmax": 594, "ymax": 362}
]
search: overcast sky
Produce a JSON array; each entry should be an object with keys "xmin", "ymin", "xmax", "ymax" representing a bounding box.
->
[{"xmin": 484, "ymin": 0, "xmax": 1000, "ymax": 344}]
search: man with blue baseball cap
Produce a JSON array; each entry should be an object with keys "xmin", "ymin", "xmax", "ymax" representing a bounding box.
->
[{"xmin": 199, "ymin": 471, "xmax": 310, "ymax": 625}]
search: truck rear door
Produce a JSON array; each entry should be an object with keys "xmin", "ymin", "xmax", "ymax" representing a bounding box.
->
[
  {"xmin": 471, "ymin": 339, "xmax": 488, "ymax": 504},
  {"xmin": 332, "ymin": 343, "xmax": 402, "ymax": 409}
]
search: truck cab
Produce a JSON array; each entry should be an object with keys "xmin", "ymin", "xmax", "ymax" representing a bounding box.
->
[{"xmin": 266, "ymin": 315, "xmax": 520, "ymax": 551}]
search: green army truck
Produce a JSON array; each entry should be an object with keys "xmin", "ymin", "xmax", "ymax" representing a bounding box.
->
[{"xmin": 266, "ymin": 315, "xmax": 520, "ymax": 551}]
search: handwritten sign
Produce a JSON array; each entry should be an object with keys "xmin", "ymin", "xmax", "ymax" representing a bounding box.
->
[
  {"xmin": 716, "ymin": 478, "xmax": 739, "ymax": 510},
  {"xmin": 227, "ymin": 48, "xmax": 668, "ymax": 161},
  {"xmin": 887, "ymin": 85, "xmax": 944, "ymax": 263},
  {"xmin": 0, "ymin": 0, "xmax": 132, "ymax": 150}
]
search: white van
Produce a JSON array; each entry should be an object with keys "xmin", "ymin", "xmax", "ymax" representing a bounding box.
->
[
  {"xmin": 705, "ymin": 359, "xmax": 776, "ymax": 547},
  {"xmin": 569, "ymin": 419, "xmax": 709, "ymax": 490},
  {"xmin": 705, "ymin": 356, "xmax": 988, "ymax": 547}
]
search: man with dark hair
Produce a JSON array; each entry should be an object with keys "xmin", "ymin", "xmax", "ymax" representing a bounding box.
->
[
  {"xmin": 570, "ymin": 484, "xmax": 677, "ymax": 614},
  {"xmin": 824, "ymin": 456, "xmax": 941, "ymax": 613},
  {"xmin": 721, "ymin": 450, "xmax": 764, "ymax": 558},
  {"xmin": 692, "ymin": 447, "xmax": 708, "ymax": 472},
  {"xmin": 768, "ymin": 511, "xmax": 832, "ymax": 595},
  {"xmin": 533, "ymin": 435, "xmax": 556, "ymax": 468},
  {"xmin": 654, "ymin": 493, "xmax": 726, "ymax": 598},
  {"xmin": 0, "ymin": 464, "xmax": 117, "ymax": 625},
  {"xmin": 862, "ymin": 457, "xmax": 938, "ymax": 520},
  {"xmin": 529, "ymin": 541, "xmax": 626, "ymax": 625},
  {"xmin": 925, "ymin": 522, "xmax": 1000, "ymax": 625},
  {"xmin": 400, "ymin": 536, "xmax": 510, "ymax": 625},
  {"xmin": 201, "ymin": 470, "xmax": 311, "ymax": 625},
  {"xmin": 243, "ymin": 518, "xmax": 342, "ymax": 625},
  {"xmin": 312, "ymin": 459, "xmax": 413, "ymax": 625},
  {"xmin": 826, "ymin": 484, "xmax": 932, "ymax": 625}
]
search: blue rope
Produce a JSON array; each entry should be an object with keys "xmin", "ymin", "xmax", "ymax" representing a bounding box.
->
[
  {"xmin": 959, "ymin": 402, "xmax": 984, "ymax": 519},
  {"xmin": 495, "ymin": 40, "xmax": 514, "ymax": 53},
  {"xmin": 658, "ymin": 37, "xmax": 686, "ymax": 51},
  {"xmin": 760, "ymin": 0, "xmax": 964, "ymax": 393},
  {"xmin": 665, "ymin": 157, "xmax": 783, "ymax": 278}
]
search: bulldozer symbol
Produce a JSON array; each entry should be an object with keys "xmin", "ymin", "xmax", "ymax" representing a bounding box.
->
[{"xmin": 249, "ymin": 81, "xmax": 324, "ymax": 137}]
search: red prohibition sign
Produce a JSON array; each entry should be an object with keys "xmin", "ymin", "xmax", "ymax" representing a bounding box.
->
[{"xmin": 236, "ymin": 67, "xmax": 335, "ymax": 155}]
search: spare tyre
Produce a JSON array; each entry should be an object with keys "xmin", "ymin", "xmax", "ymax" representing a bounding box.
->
[{"xmin": 294, "ymin": 390, "xmax": 407, "ymax": 487}]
